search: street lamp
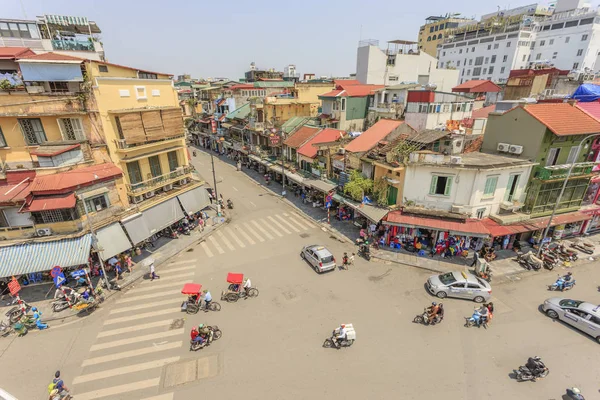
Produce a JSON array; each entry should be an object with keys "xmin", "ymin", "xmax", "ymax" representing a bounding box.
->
[{"xmin": 536, "ymin": 132, "xmax": 600, "ymax": 256}]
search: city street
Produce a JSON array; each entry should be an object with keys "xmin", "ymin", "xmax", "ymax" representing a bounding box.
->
[{"xmin": 1, "ymin": 150, "xmax": 599, "ymax": 400}]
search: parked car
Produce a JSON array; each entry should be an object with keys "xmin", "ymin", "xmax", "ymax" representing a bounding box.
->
[
  {"xmin": 542, "ymin": 298, "xmax": 600, "ymax": 343},
  {"xmin": 426, "ymin": 271, "xmax": 492, "ymax": 303},
  {"xmin": 301, "ymin": 245, "xmax": 336, "ymax": 273}
]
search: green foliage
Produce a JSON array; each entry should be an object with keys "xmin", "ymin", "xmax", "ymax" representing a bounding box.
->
[
  {"xmin": 373, "ymin": 177, "xmax": 389, "ymax": 206},
  {"xmin": 344, "ymin": 170, "xmax": 373, "ymax": 201},
  {"xmin": 0, "ymin": 79, "xmax": 14, "ymax": 90}
]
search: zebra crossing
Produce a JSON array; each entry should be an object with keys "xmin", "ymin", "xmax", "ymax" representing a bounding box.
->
[
  {"xmin": 199, "ymin": 212, "xmax": 316, "ymax": 258},
  {"xmin": 72, "ymin": 259, "xmax": 200, "ymax": 400}
]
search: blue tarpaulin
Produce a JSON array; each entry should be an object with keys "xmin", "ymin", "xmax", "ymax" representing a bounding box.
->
[
  {"xmin": 570, "ymin": 84, "xmax": 600, "ymax": 102},
  {"xmin": 19, "ymin": 63, "xmax": 83, "ymax": 82}
]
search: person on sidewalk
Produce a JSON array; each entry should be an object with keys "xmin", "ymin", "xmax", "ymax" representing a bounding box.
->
[
  {"xmin": 470, "ymin": 251, "xmax": 479, "ymax": 268},
  {"xmin": 150, "ymin": 262, "xmax": 160, "ymax": 281},
  {"xmin": 349, "ymin": 253, "xmax": 355, "ymax": 267}
]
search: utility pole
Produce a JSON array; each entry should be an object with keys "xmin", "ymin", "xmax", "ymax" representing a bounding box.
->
[
  {"xmin": 281, "ymin": 129, "xmax": 286, "ymax": 197},
  {"xmin": 78, "ymin": 194, "xmax": 110, "ymax": 288}
]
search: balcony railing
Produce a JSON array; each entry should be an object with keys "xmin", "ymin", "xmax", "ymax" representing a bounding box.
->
[
  {"xmin": 533, "ymin": 164, "xmax": 594, "ymax": 180},
  {"xmin": 116, "ymin": 135, "xmax": 185, "ymax": 150},
  {"xmin": 51, "ymin": 39, "xmax": 94, "ymax": 52},
  {"xmin": 127, "ymin": 165, "xmax": 194, "ymax": 194}
]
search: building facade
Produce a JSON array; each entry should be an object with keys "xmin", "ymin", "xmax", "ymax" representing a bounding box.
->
[
  {"xmin": 418, "ymin": 15, "xmax": 474, "ymax": 57},
  {"xmin": 404, "ymin": 90, "xmax": 474, "ymax": 131}
]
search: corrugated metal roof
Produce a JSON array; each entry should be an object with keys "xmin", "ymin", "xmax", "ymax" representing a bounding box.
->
[
  {"xmin": 384, "ymin": 211, "xmax": 489, "ymax": 236},
  {"xmin": 298, "ymin": 129, "xmax": 345, "ymax": 158},
  {"xmin": 30, "ymin": 144, "xmax": 81, "ymax": 157},
  {"xmin": 284, "ymin": 126, "xmax": 321, "ymax": 148},
  {"xmin": 281, "ymin": 116, "xmax": 309, "ymax": 134},
  {"xmin": 30, "ymin": 163, "xmax": 122, "ymax": 194},
  {"xmin": 0, "ymin": 234, "xmax": 92, "ymax": 277},
  {"xmin": 253, "ymin": 81, "xmax": 294, "ymax": 88},
  {"xmin": 225, "ymin": 103, "xmax": 250, "ymax": 120},
  {"xmin": 22, "ymin": 193, "xmax": 76, "ymax": 212},
  {"xmin": 345, "ymin": 119, "xmax": 403, "ymax": 153},
  {"xmin": 0, "ymin": 179, "xmax": 33, "ymax": 205}
]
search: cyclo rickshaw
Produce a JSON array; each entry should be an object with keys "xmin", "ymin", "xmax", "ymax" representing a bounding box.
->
[
  {"xmin": 220, "ymin": 273, "xmax": 259, "ymax": 303},
  {"xmin": 181, "ymin": 283, "xmax": 221, "ymax": 313}
]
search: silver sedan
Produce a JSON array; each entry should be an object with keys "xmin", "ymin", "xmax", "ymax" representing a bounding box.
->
[
  {"xmin": 542, "ymin": 298, "xmax": 600, "ymax": 343},
  {"xmin": 426, "ymin": 271, "xmax": 492, "ymax": 303}
]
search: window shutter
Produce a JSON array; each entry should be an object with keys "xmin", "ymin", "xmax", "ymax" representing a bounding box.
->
[
  {"xmin": 504, "ymin": 175, "xmax": 515, "ymax": 201},
  {"xmin": 546, "ymin": 148, "xmax": 558, "ymax": 166},
  {"xmin": 444, "ymin": 177, "xmax": 452, "ymax": 196},
  {"xmin": 429, "ymin": 176, "xmax": 438, "ymax": 194},
  {"xmin": 71, "ymin": 118, "xmax": 84, "ymax": 140},
  {"xmin": 566, "ymin": 146, "xmax": 579, "ymax": 164}
]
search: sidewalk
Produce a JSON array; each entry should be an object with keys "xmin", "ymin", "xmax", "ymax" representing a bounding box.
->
[{"xmin": 0, "ymin": 209, "xmax": 228, "ymax": 323}]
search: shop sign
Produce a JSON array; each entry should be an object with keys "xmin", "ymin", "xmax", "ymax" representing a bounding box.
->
[
  {"xmin": 269, "ymin": 134, "xmax": 280, "ymax": 146},
  {"xmin": 332, "ymin": 159, "xmax": 345, "ymax": 171},
  {"xmin": 8, "ymin": 278, "xmax": 20, "ymax": 296}
]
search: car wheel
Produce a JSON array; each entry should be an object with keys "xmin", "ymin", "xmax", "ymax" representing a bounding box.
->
[
  {"xmin": 313, "ymin": 265, "xmax": 320, "ymax": 273},
  {"xmin": 436, "ymin": 291, "xmax": 447, "ymax": 299},
  {"xmin": 473, "ymin": 296, "xmax": 485, "ymax": 303},
  {"xmin": 546, "ymin": 309, "xmax": 559, "ymax": 320},
  {"xmin": 300, "ymin": 252, "xmax": 305, "ymax": 259},
  {"xmin": 596, "ymin": 336, "xmax": 600, "ymax": 344}
]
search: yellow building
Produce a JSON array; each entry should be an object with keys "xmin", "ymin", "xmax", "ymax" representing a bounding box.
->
[
  {"xmin": 292, "ymin": 81, "xmax": 336, "ymax": 109},
  {"xmin": 418, "ymin": 15, "xmax": 473, "ymax": 57}
]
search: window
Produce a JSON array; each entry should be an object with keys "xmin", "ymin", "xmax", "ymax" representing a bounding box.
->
[
  {"xmin": 466, "ymin": 48, "xmax": 469, "ymax": 53},
  {"xmin": 341, "ymin": 98, "xmax": 346, "ymax": 111},
  {"xmin": 565, "ymin": 36, "xmax": 570, "ymax": 43},
  {"xmin": 430, "ymin": 26, "xmax": 434, "ymax": 33},
  {"xmin": 469, "ymin": 59, "xmax": 473, "ymax": 65},
  {"xmin": 476, "ymin": 208, "xmax": 486, "ymax": 219},
  {"xmin": 467, "ymin": 69, "xmax": 471, "ymax": 76},
  {"xmin": 549, "ymin": 39, "xmax": 554, "ymax": 45},
  {"xmin": 536, "ymin": 53, "xmax": 542, "ymax": 60},
  {"xmin": 473, "ymin": 67, "xmax": 481, "ymax": 76},
  {"xmin": 138, "ymin": 72, "xmax": 158, "ymax": 79},
  {"xmin": 506, "ymin": 42, "xmax": 511, "ymax": 47},
  {"xmin": 503, "ymin": 55, "xmax": 508, "ymax": 62},
  {"xmin": 85, "ymin": 194, "xmax": 109, "ymax": 213},
  {"xmin": 427, "ymin": 36, "xmax": 431, "ymax": 42},
  {"xmin": 546, "ymin": 148, "xmax": 561, "ymax": 166},
  {"xmin": 149, "ymin": 155, "xmax": 162, "ymax": 177},
  {"xmin": 135, "ymin": 86, "xmax": 147, "ymax": 100},
  {"xmin": 429, "ymin": 175, "xmax": 452, "ymax": 196},
  {"xmin": 577, "ymin": 49, "xmax": 583, "ymax": 56},
  {"xmin": 483, "ymin": 68, "xmax": 487, "ymax": 75},
  {"xmin": 49, "ymin": 82, "xmax": 69, "ymax": 93},
  {"xmin": 522, "ymin": 54, "xmax": 527, "ymax": 62},
  {"xmin": 540, "ymin": 40, "xmax": 545, "ymax": 46},
  {"xmin": 582, "ymin": 34, "xmax": 588, "ymax": 41},
  {"xmin": 490, "ymin": 55, "xmax": 496, "ymax": 64},
  {"xmin": 483, "ymin": 176, "xmax": 498, "ymax": 197},
  {"xmin": 505, "ymin": 174, "xmax": 520, "ymax": 202},
  {"xmin": 494, "ymin": 43, "xmax": 499, "ymax": 49},
  {"xmin": 98, "ymin": 65, "xmax": 109, "ymax": 73},
  {"xmin": 0, "ymin": 126, "xmax": 6, "ymax": 147},
  {"xmin": 457, "ymin": 60, "xmax": 461, "ymax": 67},
  {"xmin": 459, "ymin": 49, "xmax": 462, "ymax": 54},
  {"xmin": 472, "ymin": 47, "xmax": 475, "ymax": 52},
  {"xmin": 487, "ymin": 45, "xmax": 491, "ymax": 50},
  {"xmin": 18, "ymin": 119, "xmax": 46, "ymax": 145},
  {"xmin": 127, "ymin": 161, "xmax": 143, "ymax": 184},
  {"xmin": 573, "ymin": 62, "xmax": 580, "ymax": 69},
  {"xmin": 475, "ymin": 56, "xmax": 484, "ymax": 65},
  {"xmin": 552, "ymin": 52, "xmax": 558, "ymax": 59},
  {"xmin": 566, "ymin": 146, "xmax": 579, "ymax": 164},
  {"xmin": 500, "ymin": 67, "xmax": 505, "ymax": 73},
  {"xmin": 488, "ymin": 66, "xmax": 494, "ymax": 74},
  {"xmin": 442, "ymin": 51, "xmax": 446, "ymax": 56},
  {"xmin": 530, "ymin": 41, "xmax": 536, "ymax": 49},
  {"xmin": 58, "ymin": 118, "xmax": 85, "ymax": 141},
  {"xmin": 32, "ymin": 209, "xmax": 78, "ymax": 224},
  {"xmin": 435, "ymin": 25, "xmax": 439, "ymax": 31}
]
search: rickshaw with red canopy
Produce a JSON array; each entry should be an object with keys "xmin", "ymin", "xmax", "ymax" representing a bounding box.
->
[
  {"xmin": 221, "ymin": 273, "xmax": 259, "ymax": 302},
  {"xmin": 181, "ymin": 283, "xmax": 203, "ymax": 314}
]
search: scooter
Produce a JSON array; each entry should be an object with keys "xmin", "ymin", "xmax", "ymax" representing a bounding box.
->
[
  {"xmin": 464, "ymin": 309, "xmax": 487, "ymax": 328},
  {"xmin": 566, "ymin": 387, "xmax": 585, "ymax": 400},
  {"xmin": 514, "ymin": 356, "xmax": 549, "ymax": 382},
  {"xmin": 227, "ymin": 199, "xmax": 234, "ymax": 209},
  {"xmin": 413, "ymin": 308, "xmax": 442, "ymax": 326},
  {"xmin": 570, "ymin": 239, "xmax": 594, "ymax": 255},
  {"xmin": 51, "ymin": 293, "xmax": 78, "ymax": 312},
  {"xmin": 5, "ymin": 301, "xmax": 31, "ymax": 324},
  {"xmin": 548, "ymin": 275, "xmax": 576, "ymax": 291},
  {"xmin": 357, "ymin": 243, "xmax": 370, "ymax": 261}
]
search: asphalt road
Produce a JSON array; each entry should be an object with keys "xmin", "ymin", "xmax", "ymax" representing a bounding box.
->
[{"xmin": 1, "ymin": 150, "xmax": 599, "ymax": 400}]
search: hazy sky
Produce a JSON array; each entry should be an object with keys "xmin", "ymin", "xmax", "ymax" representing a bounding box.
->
[{"xmin": 4, "ymin": 0, "xmax": 597, "ymax": 79}]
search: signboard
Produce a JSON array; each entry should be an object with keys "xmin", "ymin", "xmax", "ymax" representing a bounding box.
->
[
  {"xmin": 53, "ymin": 273, "xmax": 66, "ymax": 288},
  {"xmin": 211, "ymin": 119, "xmax": 217, "ymax": 134},
  {"xmin": 50, "ymin": 266, "xmax": 62, "ymax": 278},
  {"xmin": 8, "ymin": 278, "xmax": 20, "ymax": 296},
  {"xmin": 269, "ymin": 134, "xmax": 280, "ymax": 146},
  {"xmin": 332, "ymin": 159, "xmax": 345, "ymax": 171}
]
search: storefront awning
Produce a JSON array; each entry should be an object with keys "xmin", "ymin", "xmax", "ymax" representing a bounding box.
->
[
  {"xmin": 356, "ymin": 204, "xmax": 389, "ymax": 223},
  {"xmin": 22, "ymin": 193, "xmax": 76, "ymax": 212},
  {"xmin": 481, "ymin": 211, "xmax": 593, "ymax": 237},
  {"xmin": 177, "ymin": 186, "xmax": 211, "ymax": 214},
  {"xmin": 384, "ymin": 211, "xmax": 489, "ymax": 238},
  {"xmin": 121, "ymin": 213, "xmax": 151, "ymax": 245},
  {"xmin": 285, "ymin": 171, "xmax": 305, "ymax": 184},
  {"xmin": 121, "ymin": 198, "xmax": 185, "ymax": 245},
  {"xmin": 95, "ymin": 223, "xmax": 133, "ymax": 260},
  {"xmin": 0, "ymin": 234, "xmax": 92, "ymax": 278},
  {"xmin": 306, "ymin": 179, "xmax": 336, "ymax": 193}
]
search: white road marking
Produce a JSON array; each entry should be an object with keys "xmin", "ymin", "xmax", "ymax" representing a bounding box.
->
[
  {"xmin": 249, "ymin": 201, "xmax": 257, "ymax": 208},
  {"xmin": 81, "ymin": 342, "xmax": 181, "ymax": 367},
  {"xmin": 116, "ymin": 290, "xmax": 180, "ymax": 304},
  {"xmin": 97, "ymin": 319, "xmax": 173, "ymax": 338},
  {"xmin": 109, "ymin": 299, "xmax": 180, "ymax": 314},
  {"xmin": 208, "ymin": 235, "xmax": 225, "ymax": 254},
  {"xmin": 139, "ymin": 272, "xmax": 194, "ymax": 285},
  {"xmin": 251, "ymin": 220, "xmax": 273, "ymax": 240},
  {"xmin": 160, "ymin": 265, "xmax": 195, "ymax": 274},
  {"xmin": 268, "ymin": 216, "xmax": 291, "ymax": 234},
  {"xmin": 104, "ymin": 308, "xmax": 179, "ymax": 326},
  {"xmin": 259, "ymin": 218, "xmax": 283, "ymax": 237},
  {"xmin": 232, "ymin": 186, "xmax": 239, "ymax": 191},
  {"xmin": 225, "ymin": 228, "xmax": 246, "ymax": 248},
  {"xmin": 126, "ymin": 281, "xmax": 183, "ymax": 295},
  {"xmin": 275, "ymin": 214, "xmax": 301, "ymax": 232},
  {"xmin": 200, "ymin": 241, "xmax": 214, "ymax": 258},
  {"xmin": 90, "ymin": 330, "xmax": 184, "ymax": 352},
  {"xmin": 284, "ymin": 213, "xmax": 309, "ymax": 230},
  {"xmin": 243, "ymin": 222, "xmax": 264, "ymax": 242},
  {"xmin": 290, "ymin": 212, "xmax": 315, "ymax": 228},
  {"xmin": 74, "ymin": 357, "xmax": 179, "ymax": 384},
  {"xmin": 217, "ymin": 230, "xmax": 236, "ymax": 251},
  {"xmin": 141, "ymin": 394, "xmax": 174, "ymax": 400},
  {"xmin": 167, "ymin": 259, "xmax": 197, "ymax": 266},
  {"xmin": 237, "ymin": 226, "xmax": 256, "ymax": 245},
  {"xmin": 74, "ymin": 377, "xmax": 160, "ymax": 400}
]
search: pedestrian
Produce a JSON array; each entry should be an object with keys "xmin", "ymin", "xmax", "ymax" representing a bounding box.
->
[
  {"xmin": 349, "ymin": 253, "xmax": 355, "ymax": 267},
  {"xmin": 150, "ymin": 261, "xmax": 160, "ymax": 280},
  {"xmin": 125, "ymin": 254, "xmax": 134, "ymax": 273},
  {"xmin": 208, "ymin": 191, "xmax": 213, "ymax": 204},
  {"xmin": 198, "ymin": 217, "xmax": 205, "ymax": 232},
  {"xmin": 114, "ymin": 261, "xmax": 122, "ymax": 280},
  {"xmin": 471, "ymin": 250, "xmax": 479, "ymax": 267}
]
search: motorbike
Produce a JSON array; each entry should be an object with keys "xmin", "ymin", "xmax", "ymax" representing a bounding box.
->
[
  {"xmin": 565, "ymin": 387, "xmax": 585, "ymax": 400},
  {"xmin": 5, "ymin": 301, "xmax": 31, "ymax": 324},
  {"xmin": 49, "ymin": 388, "xmax": 72, "ymax": 400},
  {"xmin": 323, "ymin": 325, "xmax": 356, "ymax": 349},
  {"xmin": 539, "ymin": 251, "xmax": 559, "ymax": 270},
  {"xmin": 464, "ymin": 309, "xmax": 488, "ymax": 328},
  {"xmin": 570, "ymin": 239, "xmax": 594, "ymax": 255},
  {"xmin": 413, "ymin": 308, "xmax": 442, "ymax": 326},
  {"xmin": 189, "ymin": 326, "xmax": 222, "ymax": 351},
  {"xmin": 178, "ymin": 223, "xmax": 191, "ymax": 236},
  {"xmin": 51, "ymin": 293, "xmax": 78, "ymax": 313},
  {"xmin": 227, "ymin": 199, "xmax": 233, "ymax": 209},
  {"xmin": 514, "ymin": 356, "xmax": 549, "ymax": 382},
  {"xmin": 515, "ymin": 251, "xmax": 543, "ymax": 271},
  {"xmin": 548, "ymin": 275, "xmax": 576, "ymax": 291},
  {"xmin": 357, "ymin": 243, "xmax": 371, "ymax": 261},
  {"xmin": 0, "ymin": 320, "xmax": 13, "ymax": 337}
]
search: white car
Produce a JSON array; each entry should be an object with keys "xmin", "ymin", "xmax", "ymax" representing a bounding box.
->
[{"xmin": 542, "ymin": 298, "xmax": 600, "ymax": 343}]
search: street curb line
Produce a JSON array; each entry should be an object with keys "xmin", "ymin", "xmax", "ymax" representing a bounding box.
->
[
  {"xmin": 371, "ymin": 254, "xmax": 445, "ymax": 273},
  {"xmin": 43, "ymin": 219, "xmax": 230, "ymax": 324}
]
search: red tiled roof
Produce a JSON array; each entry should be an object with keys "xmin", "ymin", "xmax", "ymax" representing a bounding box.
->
[
  {"xmin": 344, "ymin": 119, "xmax": 404, "ymax": 153},
  {"xmin": 452, "ymin": 80, "xmax": 501, "ymax": 93},
  {"xmin": 18, "ymin": 52, "xmax": 84, "ymax": 62},
  {"xmin": 230, "ymin": 84, "xmax": 255, "ymax": 90},
  {"xmin": 344, "ymin": 84, "xmax": 385, "ymax": 97},
  {"xmin": 319, "ymin": 89, "xmax": 346, "ymax": 98},
  {"xmin": 384, "ymin": 211, "xmax": 489, "ymax": 236},
  {"xmin": 334, "ymin": 79, "xmax": 361, "ymax": 87},
  {"xmin": 471, "ymin": 105, "xmax": 496, "ymax": 119},
  {"xmin": 30, "ymin": 144, "xmax": 81, "ymax": 157},
  {"xmin": 0, "ymin": 47, "xmax": 35, "ymax": 60},
  {"xmin": 509, "ymin": 68, "xmax": 569, "ymax": 78},
  {"xmin": 0, "ymin": 178, "xmax": 33, "ymax": 205},
  {"xmin": 30, "ymin": 163, "xmax": 123, "ymax": 194},
  {"xmin": 520, "ymin": 103, "xmax": 600, "ymax": 136},
  {"xmin": 576, "ymin": 102, "xmax": 600, "ymax": 121},
  {"xmin": 298, "ymin": 128, "xmax": 345, "ymax": 159},
  {"xmin": 283, "ymin": 126, "xmax": 321, "ymax": 148},
  {"xmin": 22, "ymin": 193, "xmax": 77, "ymax": 212},
  {"xmin": 481, "ymin": 211, "xmax": 592, "ymax": 237}
]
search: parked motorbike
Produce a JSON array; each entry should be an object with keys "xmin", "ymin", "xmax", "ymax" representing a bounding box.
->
[
  {"xmin": 0, "ymin": 320, "xmax": 13, "ymax": 337},
  {"xmin": 539, "ymin": 251, "xmax": 559, "ymax": 270},
  {"xmin": 413, "ymin": 308, "xmax": 442, "ymax": 326},
  {"xmin": 189, "ymin": 326, "xmax": 222, "ymax": 351},
  {"xmin": 464, "ymin": 309, "xmax": 488, "ymax": 328},
  {"xmin": 178, "ymin": 223, "xmax": 191, "ymax": 236},
  {"xmin": 548, "ymin": 275, "xmax": 576, "ymax": 291},
  {"xmin": 357, "ymin": 243, "xmax": 371, "ymax": 261},
  {"xmin": 51, "ymin": 293, "xmax": 78, "ymax": 313},
  {"xmin": 515, "ymin": 251, "xmax": 543, "ymax": 271},
  {"xmin": 570, "ymin": 239, "xmax": 594, "ymax": 255},
  {"xmin": 5, "ymin": 301, "xmax": 31, "ymax": 324},
  {"xmin": 49, "ymin": 388, "xmax": 72, "ymax": 400},
  {"xmin": 227, "ymin": 199, "xmax": 234, "ymax": 209},
  {"xmin": 514, "ymin": 356, "xmax": 549, "ymax": 382}
]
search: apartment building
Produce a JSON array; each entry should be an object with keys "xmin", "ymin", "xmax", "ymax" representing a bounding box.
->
[
  {"xmin": 404, "ymin": 90, "xmax": 474, "ymax": 131},
  {"xmin": 418, "ymin": 14, "xmax": 474, "ymax": 57}
]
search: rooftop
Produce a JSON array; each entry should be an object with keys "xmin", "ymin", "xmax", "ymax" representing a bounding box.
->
[
  {"xmin": 17, "ymin": 52, "xmax": 84, "ymax": 63},
  {"xmin": 298, "ymin": 129, "xmax": 345, "ymax": 159},
  {"xmin": 521, "ymin": 103, "xmax": 600, "ymax": 136},
  {"xmin": 29, "ymin": 163, "xmax": 123, "ymax": 194},
  {"xmin": 452, "ymin": 80, "xmax": 501, "ymax": 93},
  {"xmin": 472, "ymin": 105, "xmax": 496, "ymax": 119},
  {"xmin": 345, "ymin": 119, "xmax": 404, "ymax": 153},
  {"xmin": 576, "ymin": 102, "xmax": 600, "ymax": 121},
  {"xmin": 0, "ymin": 47, "xmax": 35, "ymax": 60},
  {"xmin": 225, "ymin": 103, "xmax": 250, "ymax": 121},
  {"xmin": 409, "ymin": 151, "xmax": 536, "ymax": 169},
  {"xmin": 284, "ymin": 126, "xmax": 321, "ymax": 149},
  {"xmin": 405, "ymin": 129, "xmax": 451, "ymax": 145}
]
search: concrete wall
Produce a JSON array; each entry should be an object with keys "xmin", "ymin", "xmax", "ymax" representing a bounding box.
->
[
  {"xmin": 295, "ymin": 82, "xmax": 336, "ymax": 104},
  {"xmin": 374, "ymin": 164, "xmax": 405, "ymax": 205}
]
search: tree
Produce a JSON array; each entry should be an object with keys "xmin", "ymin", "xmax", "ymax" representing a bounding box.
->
[
  {"xmin": 344, "ymin": 170, "xmax": 373, "ymax": 201},
  {"xmin": 373, "ymin": 177, "xmax": 389, "ymax": 206}
]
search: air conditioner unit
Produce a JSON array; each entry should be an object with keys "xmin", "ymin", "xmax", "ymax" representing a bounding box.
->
[
  {"xmin": 130, "ymin": 195, "xmax": 144, "ymax": 204},
  {"xmin": 163, "ymin": 184, "xmax": 173, "ymax": 192},
  {"xmin": 509, "ymin": 145, "xmax": 523, "ymax": 155},
  {"xmin": 451, "ymin": 205, "xmax": 464, "ymax": 213},
  {"xmin": 36, "ymin": 228, "xmax": 52, "ymax": 237},
  {"xmin": 116, "ymin": 139, "xmax": 127, "ymax": 149},
  {"xmin": 317, "ymin": 150, "xmax": 324, "ymax": 156},
  {"xmin": 497, "ymin": 142, "xmax": 510, "ymax": 152},
  {"xmin": 338, "ymin": 148, "xmax": 346, "ymax": 154},
  {"xmin": 450, "ymin": 156, "xmax": 462, "ymax": 164},
  {"xmin": 144, "ymin": 190, "xmax": 155, "ymax": 199},
  {"xmin": 178, "ymin": 178, "xmax": 189, "ymax": 186}
]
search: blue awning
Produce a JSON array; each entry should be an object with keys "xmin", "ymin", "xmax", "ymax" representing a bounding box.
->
[
  {"xmin": 0, "ymin": 234, "xmax": 92, "ymax": 278},
  {"xmin": 19, "ymin": 63, "xmax": 83, "ymax": 82}
]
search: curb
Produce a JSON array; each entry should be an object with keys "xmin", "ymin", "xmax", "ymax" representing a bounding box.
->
[
  {"xmin": 370, "ymin": 254, "xmax": 445, "ymax": 273},
  {"xmin": 43, "ymin": 220, "xmax": 230, "ymax": 323}
]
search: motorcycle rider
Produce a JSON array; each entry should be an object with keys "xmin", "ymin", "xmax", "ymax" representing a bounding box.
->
[
  {"xmin": 203, "ymin": 290, "xmax": 212, "ymax": 311},
  {"xmin": 557, "ymin": 271, "xmax": 573, "ymax": 291},
  {"xmin": 476, "ymin": 304, "xmax": 489, "ymax": 327},
  {"xmin": 342, "ymin": 252, "xmax": 349, "ymax": 269},
  {"xmin": 427, "ymin": 302, "xmax": 440, "ymax": 324},
  {"xmin": 435, "ymin": 303, "xmax": 444, "ymax": 324},
  {"xmin": 32, "ymin": 307, "xmax": 48, "ymax": 330},
  {"xmin": 199, "ymin": 323, "xmax": 211, "ymax": 343},
  {"xmin": 525, "ymin": 356, "xmax": 545, "ymax": 376},
  {"xmin": 334, "ymin": 324, "xmax": 347, "ymax": 348},
  {"xmin": 227, "ymin": 199, "xmax": 233, "ymax": 209},
  {"xmin": 190, "ymin": 326, "xmax": 202, "ymax": 344},
  {"xmin": 51, "ymin": 371, "xmax": 68, "ymax": 395}
]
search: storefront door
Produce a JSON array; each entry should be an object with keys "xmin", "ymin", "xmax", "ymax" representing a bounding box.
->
[{"xmin": 387, "ymin": 186, "xmax": 398, "ymax": 205}]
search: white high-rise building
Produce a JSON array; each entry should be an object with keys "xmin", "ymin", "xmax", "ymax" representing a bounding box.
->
[{"xmin": 436, "ymin": 0, "xmax": 600, "ymax": 84}]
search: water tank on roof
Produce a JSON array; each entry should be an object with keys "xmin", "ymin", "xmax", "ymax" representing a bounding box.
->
[{"xmin": 425, "ymin": 83, "xmax": 438, "ymax": 90}]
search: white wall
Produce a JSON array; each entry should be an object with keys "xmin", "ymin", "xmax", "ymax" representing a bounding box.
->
[{"xmin": 403, "ymin": 163, "xmax": 532, "ymax": 217}]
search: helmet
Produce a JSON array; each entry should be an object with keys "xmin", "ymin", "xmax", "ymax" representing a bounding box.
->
[
  {"xmin": 340, "ymin": 324, "xmax": 346, "ymax": 328},
  {"xmin": 431, "ymin": 302, "xmax": 437, "ymax": 306},
  {"xmin": 438, "ymin": 303, "xmax": 443, "ymax": 307},
  {"xmin": 55, "ymin": 371, "xmax": 60, "ymax": 378},
  {"xmin": 571, "ymin": 388, "xmax": 581, "ymax": 394},
  {"xmin": 198, "ymin": 324, "xmax": 204, "ymax": 329},
  {"xmin": 32, "ymin": 307, "xmax": 37, "ymax": 312},
  {"xmin": 567, "ymin": 271, "xmax": 572, "ymax": 275}
]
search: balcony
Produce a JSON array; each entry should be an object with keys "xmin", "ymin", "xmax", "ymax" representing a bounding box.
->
[
  {"xmin": 369, "ymin": 103, "xmax": 402, "ymax": 113},
  {"xmin": 115, "ymin": 135, "xmax": 185, "ymax": 153},
  {"xmin": 51, "ymin": 39, "xmax": 94, "ymax": 52},
  {"xmin": 533, "ymin": 164, "xmax": 594, "ymax": 180},
  {"xmin": 0, "ymin": 91, "xmax": 86, "ymax": 116},
  {"xmin": 126, "ymin": 165, "xmax": 195, "ymax": 195}
]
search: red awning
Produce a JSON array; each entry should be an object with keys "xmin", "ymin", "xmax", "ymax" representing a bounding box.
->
[
  {"xmin": 30, "ymin": 144, "xmax": 81, "ymax": 157},
  {"xmin": 384, "ymin": 211, "xmax": 489, "ymax": 237},
  {"xmin": 22, "ymin": 193, "xmax": 76, "ymax": 212},
  {"xmin": 481, "ymin": 218, "xmax": 531, "ymax": 237},
  {"xmin": 481, "ymin": 211, "xmax": 593, "ymax": 237}
]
